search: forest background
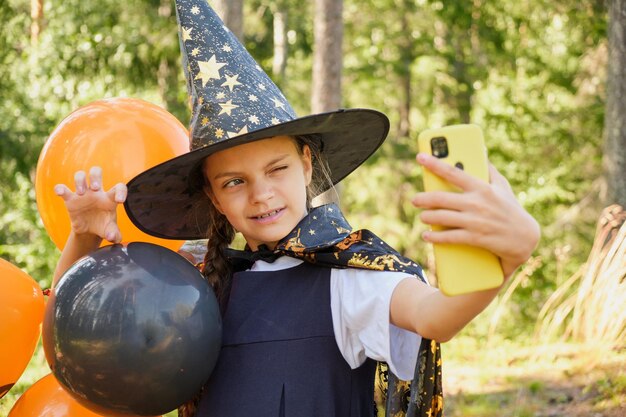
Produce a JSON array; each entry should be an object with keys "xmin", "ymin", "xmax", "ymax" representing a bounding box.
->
[{"xmin": 0, "ymin": 0, "xmax": 624, "ymax": 416}]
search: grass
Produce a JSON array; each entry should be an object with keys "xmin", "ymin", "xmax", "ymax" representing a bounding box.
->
[
  {"xmin": 443, "ymin": 337, "xmax": 626, "ymax": 417},
  {"xmin": 535, "ymin": 204, "xmax": 626, "ymax": 349},
  {"xmin": 442, "ymin": 205, "xmax": 626, "ymax": 417}
]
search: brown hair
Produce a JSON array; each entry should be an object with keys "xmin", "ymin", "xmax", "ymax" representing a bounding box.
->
[
  {"xmin": 178, "ymin": 135, "xmax": 333, "ymax": 417},
  {"xmin": 297, "ymin": 134, "xmax": 334, "ymax": 207}
]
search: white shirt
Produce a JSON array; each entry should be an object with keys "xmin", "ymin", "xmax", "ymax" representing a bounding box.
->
[{"xmin": 249, "ymin": 256, "xmax": 421, "ymax": 381}]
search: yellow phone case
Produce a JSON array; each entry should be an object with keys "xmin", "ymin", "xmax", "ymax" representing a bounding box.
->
[{"xmin": 417, "ymin": 124, "xmax": 503, "ymax": 296}]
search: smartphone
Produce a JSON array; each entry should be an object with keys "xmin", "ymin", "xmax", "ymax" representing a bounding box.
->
[{"xmin": 417, "ymin": 124, "xmax": 503, "ymax": 296}]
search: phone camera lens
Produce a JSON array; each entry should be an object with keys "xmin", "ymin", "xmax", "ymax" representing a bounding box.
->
[{"xmin": 430, "ymin": 136, "xmax": 449, "ymax": 158}]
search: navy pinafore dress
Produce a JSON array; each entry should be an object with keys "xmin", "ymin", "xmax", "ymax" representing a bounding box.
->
[{"xmin": 196, "ymin": 261, "xmax": 377, "ymax": 417}]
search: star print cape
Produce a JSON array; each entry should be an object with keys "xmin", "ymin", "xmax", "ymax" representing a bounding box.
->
[{"xmin": 271, "ymin": 203, "xmax": 443, "ymax": 417}]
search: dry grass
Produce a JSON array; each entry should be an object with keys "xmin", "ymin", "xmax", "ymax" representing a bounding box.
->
[
  {"xmin": 534, "ymin": 204, "xmax": 626, "ymax": 350},
  {"xmin": 444, "ymin": 338, "xmax": 626, "ymax": 417},
  {"xmin": 444, "ymin": 205, "xmax": 626, "ymax": 416}
]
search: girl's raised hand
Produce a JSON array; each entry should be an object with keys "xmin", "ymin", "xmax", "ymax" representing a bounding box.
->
[
  {"xmin": 53, "ymin": 166, "xmax": 127, "ymax": 244},
  {"xmin": 411, "ymin": 153, "xmax": 540, "ymax": 278}
]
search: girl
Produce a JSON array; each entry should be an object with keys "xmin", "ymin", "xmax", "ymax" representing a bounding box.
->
[
  {"xmin": 52, "ymin": 1, "xmax": 540, "ymax": 416},
  {"xmin": 53, "ymin": 135, "xmax": 538, "ymax": 417}
]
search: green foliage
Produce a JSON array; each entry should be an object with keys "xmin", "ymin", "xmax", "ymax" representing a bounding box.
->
[
  {"xmin": 0, "ymin": 0, "xmax": 188, "ymax": 288},
  {"xmin": 244, "ymin": 0, "xmax": 315, "ymax": 113},
  {"xmin": 0, "ymin": 0, "xmax": 611, "ymax": 342},
  {"xmin": 339, "ymin": 0, "xmax": 608, "ymax": 334},
  {"xmin": 0, "ymin": 172, "xmax": 58, "ymax": 286},
  {"xmin": 0, "ymin": 0, "xmax": 617, "ymax": 414}
]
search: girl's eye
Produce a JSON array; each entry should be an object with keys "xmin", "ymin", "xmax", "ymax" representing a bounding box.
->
[
  {"xmin": 270, "ymin": 165, "xmax": 288, "ymax": 174},
  {"xmin": 223, "ymin": 178, "xmax": 244, "ymax": 188}
]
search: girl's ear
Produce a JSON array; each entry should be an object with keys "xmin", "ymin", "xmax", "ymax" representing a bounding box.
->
[
  {"xmin": 301, "ymin": 144, "xmax": 313, "ymax": 186},
  {"xmin": 203, "ymin": 185, "xmax": 225, "ymax": 215}
]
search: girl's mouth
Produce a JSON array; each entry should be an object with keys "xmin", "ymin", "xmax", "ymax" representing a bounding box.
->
[
  {"xmin": 257, "ymin": 209, "xmax": 279, "ymax": 219},
  {"xmin": 252, "ymin": 208, "xmax": 284, "ymax": 221}
]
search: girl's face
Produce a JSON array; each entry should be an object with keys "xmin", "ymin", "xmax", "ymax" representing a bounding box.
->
[{"xmin": 203, "ymin": 135, "xmax": 313, "ymax": 251}]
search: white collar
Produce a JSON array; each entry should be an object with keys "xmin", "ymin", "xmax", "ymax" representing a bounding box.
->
[{"xmin": 249, "ymin": 255, "xmax": 303, "ymax": 272}]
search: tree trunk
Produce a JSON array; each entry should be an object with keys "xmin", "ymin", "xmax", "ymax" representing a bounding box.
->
[
  {"xmin": 604, "ymin": 0, "xmax": 626, "ymax": 207},
  {"xmin": 397, "ymin": 8, "xmax": 412, "ymax": 139},
  {"xmin": 311, "ymin": 0, "xmax": 343, "ymax": 113},
  {"xmin": 213, "ymin": 0, "xmax": 244, "ymax": 41},
  {"xmin": 451, "ymin": 36, "xmax": 472, "ymax": 124},
  {"xmin": 156, "ymin": 0, "xmax": 179, "ymax": 111},
  {"xmin": 272, "ymin": 7, "xmax": 288, "ymax": 87},
  {"xmin": 30, "ymin": 0, "xmax": 44, "ymax": 45},
  {"xmin": 311, "ymin": 0, "xmax": 343, "ymax": 205}
]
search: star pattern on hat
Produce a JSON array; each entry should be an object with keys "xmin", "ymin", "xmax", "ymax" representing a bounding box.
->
[
  {"xmin": 175, "ymin": 0, "xmax": 298, "ymax": 149},
  {"xmin": 182, "ymin": 26, "xmax": 193, "ymax": 41},
  {"xmin": 227, "ymin": 125, "xmax": 249, "ymax": 139},
  {"xmin": 271, "ymin": 97, "xmax": 287, "ymax": 109},
  {"xmin": 221, "ymin": 74, "xmax": 242, "ymax": 92},
  {"xmin": 194, "ymin": 55, "xmax": 226, "ymax": 87},
  {"xmin": 218, "ymin": 99, "xmax": 238, "ymax": 116}
]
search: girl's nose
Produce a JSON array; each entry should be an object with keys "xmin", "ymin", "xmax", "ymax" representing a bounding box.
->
[{"xmin": 248, "ymin": 179, "xmax": 274, "ymax": 203}]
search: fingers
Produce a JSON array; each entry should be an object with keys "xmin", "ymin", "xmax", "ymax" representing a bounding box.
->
[
  {"xmin": 419, "ymin": 208, "xmax": 478, "ymax": 230},
  {"xmin": 488, "ymin": 164, "xmax": 513, "ymax": 193},
  {"xmin": 422, "ymin": 228, "xmax": 474, "ymax": 245},
  {"xmin": 411, "ymin": 190, "xmax": 467, "ymax": 211},
  {"xmin": 415, "ymin": 153, "xmax": 540, "ymax": 271},
  {"xmin": 55, "ymin": 167, "xmax": 125, "ymax": 243},
  {"xmin": 64, "ymin": 167, "xmax": 109, "ymax": 195},
  {"xmin": 53, "ymin": 184, "xmax": 73, "ymax": 201},
  {"xmin": 416, "ymin": 153, "xmax": 484, "ymax": 192},
  {"xmin": 103, "ymin": 221, "xmax": 122, "ymax": 244},
  {"xmin": 89, "ymin": 166, "xmax": 103, "ymax": 191},
  {"xmin": 74, "ymin": 170, "xmax": 87, "ymax": 195},
  {"xmin": 107, "ymin": 183, "xmax": 128, "ymax": 203}
]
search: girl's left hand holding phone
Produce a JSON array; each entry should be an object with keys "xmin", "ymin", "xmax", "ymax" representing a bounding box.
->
[{"xmin": 411, "ymin": 153, "xmax": 540, "ymax": 279}]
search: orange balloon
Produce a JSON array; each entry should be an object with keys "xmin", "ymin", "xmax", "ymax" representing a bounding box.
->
[
  {"xmin": 35, "ymin": 97, "xmax": 190, "ymax": 251},
  {"xmin": 8, "ymin": 374, "xmax": 162, "ymax": 417},
  {"xmin": 0, "ymin": 259, "xmax": 45, "ymax": 399}
]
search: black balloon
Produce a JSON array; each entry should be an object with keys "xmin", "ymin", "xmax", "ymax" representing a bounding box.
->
[{"xmin": 43, "ymin": 242, "xmax": 221, "ymax": 416}]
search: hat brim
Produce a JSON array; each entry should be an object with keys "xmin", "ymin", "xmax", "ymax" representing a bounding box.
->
[{"xmin": 124, "ymin": 108, "xmax": 389, "ymax": 240}]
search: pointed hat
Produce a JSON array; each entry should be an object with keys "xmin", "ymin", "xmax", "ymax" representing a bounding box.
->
[{"xmin": 124, "ymin": 0, "xmax": 389, "ymax": 240}]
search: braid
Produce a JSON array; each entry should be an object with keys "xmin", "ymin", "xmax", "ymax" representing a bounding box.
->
[
  {"xmin": 178, "ymin": 202, "xmax": 234, "ymax": 417},
  {"xmin": 202, "ymin": 206, "xmax": 236, "ymax": 304}
]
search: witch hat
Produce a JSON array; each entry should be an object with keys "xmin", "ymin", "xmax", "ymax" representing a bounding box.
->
[{"xmin": 124, "ymin": 0, "xmax": 389, "ymax": 240}]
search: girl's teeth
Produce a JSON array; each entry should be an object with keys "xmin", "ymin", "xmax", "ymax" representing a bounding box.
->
[{"xmin": 258, "ymin": 210, "xmax": 278, "ymax": 219}]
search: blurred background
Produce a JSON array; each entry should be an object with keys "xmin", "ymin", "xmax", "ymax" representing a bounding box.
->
[{"xmin": 0, "ymin": 0, "xmax": 624, "ymax": 416}]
